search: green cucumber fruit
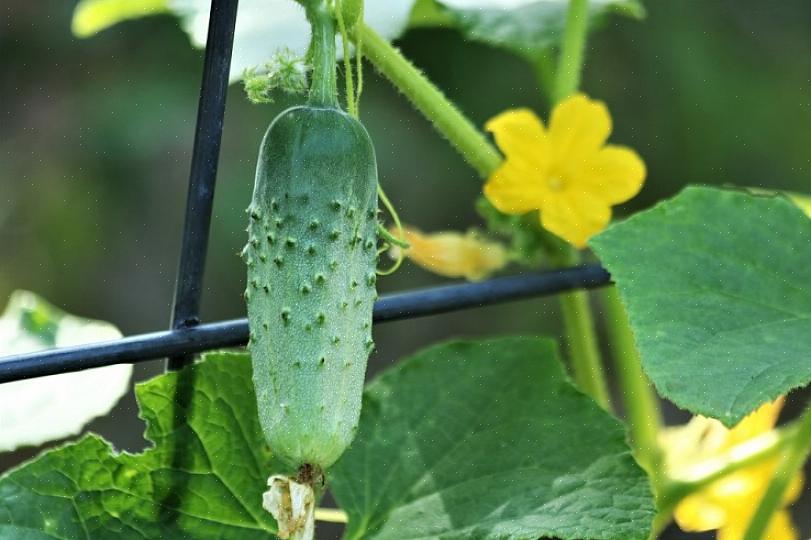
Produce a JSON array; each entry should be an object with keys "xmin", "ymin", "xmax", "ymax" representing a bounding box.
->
[{"xmin": 244, "ymin": 1, "xmax": 378, "ymax": 472}]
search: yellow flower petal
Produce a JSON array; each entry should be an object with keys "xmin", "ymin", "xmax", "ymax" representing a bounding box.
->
[
  {"xmin": 484, "ymin": 159, "xmax": 548, "ymax": 214},
  {"xmin": 483, "ymin": 96, "xmax": 645, "ymax": 248},
  {"xmin": 783, "ymin": 469, "xmax": 804, "ymax": 505},
  {"xmin": 667, "ymin": 398, "xmax": 802, "ymax": 540},
  {"xmin": 485, "ymin": 108, "xmax": 549, "ymax": 169},
  {"xmin": 763, "ymin": 510, "xmax": 799, "ymax": 540},
  {"xmin": 396, "ymin": 227, "xmax": 508, "ymax": 281},
  {"xmin": 539, "ymin": 193, "xmax": 611, "ymax": 248},
  {"xmin": 578, "ymin": 145, "xmax": 646, "ymax": 205},
  {"xmin": 548, "ymin": 94, "xmax": 612, "ymax": 161},
  {"xmin": 674, "ymin": 491, "xmax": 728, "ymax": 531},
  {"xmin": 726, "ymin": 398, "xmax": 784, "ymax": 448},
  {"xmin": 716, "ymin": 510, "xmax": 798, "ymax": 540}
]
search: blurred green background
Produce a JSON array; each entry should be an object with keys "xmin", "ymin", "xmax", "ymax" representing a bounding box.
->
[{"xmin": 1, "ymin": 1, "xmax": 810, "ymax": 537}]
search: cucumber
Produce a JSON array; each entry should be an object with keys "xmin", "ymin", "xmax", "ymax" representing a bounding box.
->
[{"xmin": 244, "ymin": 1, "xmax": 377, "ymax": 473}]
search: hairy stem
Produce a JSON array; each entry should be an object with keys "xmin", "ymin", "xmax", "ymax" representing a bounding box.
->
[
  {"xmin": 602, "ymin": 286, "xmax": 662, "ymax": 472},
  {"xmin": 305, "ymin": 2, "xmax": 339, "ymax": 108},
  {"xmin": 552, "ymin": 0, "xmax": 590, "ymax": 102},
  {"xmin": 352, "ymin": 23, "xmax": 502, "ymax": 178},
  {"xmin": 555, "ymin": 248, "xmax": 611, "ymax": 409}
]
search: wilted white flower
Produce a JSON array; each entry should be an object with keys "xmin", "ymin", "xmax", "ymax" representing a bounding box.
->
[
  {"xmin": 170, "ymin": 0, "xmax": 414, "ymax": 80},
  {"xmin": 0, "ymin": 291, "xmax": 132, "ymax": 452}
]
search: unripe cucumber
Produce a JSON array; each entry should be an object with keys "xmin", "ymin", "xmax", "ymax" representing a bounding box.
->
[{"xmin": 245, "ymin": 105, "xmax": 378, "ymax": 470}]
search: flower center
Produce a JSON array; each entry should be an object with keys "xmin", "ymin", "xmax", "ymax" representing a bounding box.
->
[{"xmin": 547, "ymin": 176, "xmax": 565, "ymax": 191}]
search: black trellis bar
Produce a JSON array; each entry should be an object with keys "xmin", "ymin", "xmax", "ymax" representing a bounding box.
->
[
  {"xmin": 0, "ymin": 265, "xmax": 610, "ymax": 383},
  {"xmin": 166, "ymin": 0, "xmax": 239, "ymax": 372}
]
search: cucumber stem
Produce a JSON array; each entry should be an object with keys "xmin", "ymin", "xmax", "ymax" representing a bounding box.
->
[{"xmin": 305, "ymin": 2, "xmax": 339, "ymax": 108}]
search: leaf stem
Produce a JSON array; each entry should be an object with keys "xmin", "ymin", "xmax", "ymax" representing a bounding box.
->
[
  {"xmin": 544, "ymin": 1, "xmax": 612, "ymax": 410},
  {"xmin": 602, "ymin": 286, "xmax": 662, "ymax": 472},
  {"xmin": 351, "ymin": 23, "xmax": 502, "ymax": 178},
  {"xmin": 552, "ymin": 0, "xmax": 590, "ymax": 102},
  {"xmin": 555, "ymin": 248, "xmax": 611, "ymax": 409},
  {"xmin": 742, "ymin": 406, "xmax": 811, "ymax": 540}
]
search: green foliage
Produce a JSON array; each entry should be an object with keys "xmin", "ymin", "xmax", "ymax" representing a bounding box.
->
[
  {"xmin": 330, "ymin": 337, "xmax": 655, "ymax": 540},
  {"xmin": 591, "ymin": 186, "xmax": 811, "ymax": 426},
  {"xmin": 0, "ymin": 352, "xmax": 280, "ymax": 539},
  {"xmin": 410, "ymin": 0, "xmax": 644, "ymax": 61},
  {"xmin": 0, "ymin": 341, "xmax": 655, "ymax": 538}
]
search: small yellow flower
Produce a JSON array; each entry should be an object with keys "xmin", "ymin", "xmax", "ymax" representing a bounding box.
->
[
  {"xmin": 661, "ymin": 399, "xmax": 802, "ymax": 540},
  {"xmin": 391, "ymin": 226, "xmax": 508, "ymax": 281},
  {"xmin": 483, "ymin": 94, "xmax": 646, "ymax": 248}
]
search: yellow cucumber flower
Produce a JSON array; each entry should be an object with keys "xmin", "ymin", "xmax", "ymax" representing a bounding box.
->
[
  {"xmin": 660, "ymin": 398, "xmax": 802, "ymax": 540},
  {"xmin": 483, "ymin": 94, "xmax": 646, "ymax": 248},
  {"xmin": 391, "ymin": 226, "xmax": 508, "ymax": 281}
]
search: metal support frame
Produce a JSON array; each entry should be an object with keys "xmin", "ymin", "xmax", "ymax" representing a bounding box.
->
[
  {"xmin": 167, "ymin": 0, "xmax": 239, "ymax": 371},
  {"xmin": 0, "ymin": 266, "xmax": 610, "ymax": 383}
]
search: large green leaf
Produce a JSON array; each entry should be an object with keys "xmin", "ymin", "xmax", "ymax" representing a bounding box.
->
[
  {"xmin": 2, "ymin": 341, "xmax": 654, "ymax": 538},
  {"xmin": 0, "ymin": 352, "xmax": 280, "ymax": 539},
  {"xmin": 591, "ymin": 186, "xmax": 811, "ymax": 426},
  {"xmin": 0, "ymin": 291, "xmax": 131, "ymax": 452},
  {"xmin": 411, "ymin": 0, "xmax": 645, "ymax": 61},
  {"xmin": 330, "ymin": 337, "xmax": 654, "ymax": 540}
]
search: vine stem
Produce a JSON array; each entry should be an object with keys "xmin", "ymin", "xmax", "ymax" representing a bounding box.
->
[
  {"xmin": 602, "ymin": 286, "xmax": 661, "ymax": 471},
  {"xmin": 355, "ymin": 14, "xmax": 611, "ymax": 408},
  {"xmin": 305, "ymin": 1, "xmax": 339, "ymax": 107},
  {"xmin": 546, "ymin": 0, "xmax": 612, "ymax": 410},
  {"xmin": 554, "ymin": 247, "xmax": 610, "ymax": 409},
  {"xmin": 351, "ymin": 23, "xmax": 502, "ymax": 178},
  {"xmin": 742, "ymin": 406, "xmax": 811, "ymax": 540},
  {"xmin": 552, "ymin": 0, "xmax": 590, "ymax": 102}
]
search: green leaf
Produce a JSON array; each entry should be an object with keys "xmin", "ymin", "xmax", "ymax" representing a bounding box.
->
[
  {"xmin": 0, "ymin": 291, "xmax": 131, "ymax": 452},
  {"xmin": 591, "ymin": 186, "xmax": 811, "ymax": 426},
  {"xmin": 0, "ymin": 352, "xmax": 280, "ymax": 538},
  {"xmin": 330, "ymin": 337, "xmax": 654, "ymax": 540},
  {"xmin": 413, "ymin": 0, "xmax": 645, "ymax": 61},
  {"xmin": 72, "ymin": 0, "xmax": 170, "ymax": 37}
]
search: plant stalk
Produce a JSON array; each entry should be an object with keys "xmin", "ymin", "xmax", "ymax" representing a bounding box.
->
[
  {"xmin": 602, "ymin": 286, "xmax": 662, "ymax": 472},
  {"xmin": 306, "ymin": 2, "xmax": 339, "ymax": 108},
  {"xmin": 351, "ymin": 23, "xmax": 502, "ymax": 178},
  {"xmin": 552, "ymin": 0, "xmax": 590, "ymax": 102},
  {"xmin": 545, "ymin": 0, "xmax": 612, "ymax": 410},
  {"xmin": 555, "ymin": 248, "xmax": 611, "ymax": 409},
  {"xmin": 357, "ymin": 5, "xmax": 611, "ymax": 410}
]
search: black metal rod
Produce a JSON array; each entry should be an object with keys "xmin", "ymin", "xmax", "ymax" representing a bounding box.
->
[
  {"xmin": 167, "ymin": 0, "xmax": 239, "ymax": 371},
  {"xmin": 0, "ymin": 266, "xmax": 610, "ymax": 383}
]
